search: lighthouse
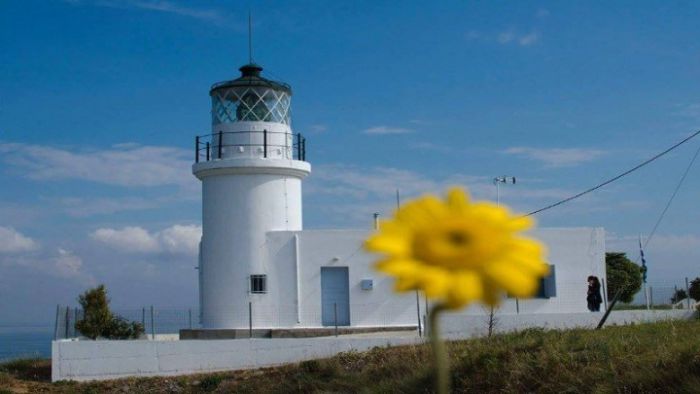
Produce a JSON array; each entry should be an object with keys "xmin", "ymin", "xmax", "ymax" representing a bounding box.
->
[{"xmin": 193, "ymin": 62, "xmax": 310, "ymax": 329}]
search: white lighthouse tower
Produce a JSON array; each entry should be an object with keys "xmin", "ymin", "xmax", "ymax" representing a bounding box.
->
[{"xmin": 193, "ymin": 62, "xmax": 310, "ymax": 329}]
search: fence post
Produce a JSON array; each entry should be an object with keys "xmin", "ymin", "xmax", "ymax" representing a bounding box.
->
[
  {"xmin": 249, "ymin": 302, "xmax": 253, "ymax": 339},
  {"xmin": 649, "ymin": 286, "xmax": 654, "ymax": 307},
  {"xmin": 188, "ymin": 308, "xmax": 193, "ymax": 329},
  {"xmin": 296, "ymin": 133, "xmax": 301, "ymax": 160},
  {"xmin": 195, "ymin": 135, "xmax": 200, "ymax": 163},
  {"xmin": 686, "ymin": 277, "xmax": 691, "ymax": 309},
  {"xmin": 218, "ymin": 130, "xmax": 223, "ymax": 159},
  {"xmin": 206, "ymin": 142, "xmax": 210, "ymax": 161},
  {"xmin": 141, "ymin": 307, "xmax": 146, "ymax": 334},
  {"xmin": 53, "ymin": 305, "xmax": 60, "ymax": 340},
  {"xmin": 302, "ymin": 136, "xmax": 306, "ymax": 161},
  {"xmin": 515, "ymin": 298, "xmax": 520, "ymax": 314},
  {"xmin": 334, "ymin": 302, "xmax": 338, "ymax": 337},
  {"xmin": 150, "ymin": 306, "xmax": 155, "ymax": 340},
  {"xmin": 73, "ymin": 307, "xmax": 78, "ymax": 337},
  {"xmin": 263, "ymin": 129, "xmax": 267, "ymax": 158},
  {"xmin": 64, "ymin": 307, "xmax": 70, "ymax": 339}
]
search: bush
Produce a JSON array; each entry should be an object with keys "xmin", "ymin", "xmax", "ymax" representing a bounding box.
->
[
  {"xmin": 689, "ymin": 277, "xmax": 700, "ymax": 302},
  {"xmin": 671, "ymin": 289, "xmax": 688, "ymax": 304},
  {"xmin": 606, "ymin": 252, "xmax": 643, "ymax": 303},
  {"xmin": 199, "ymin": 375, "xmax": 223, "ymax": 391},
  {"xmin": 104, "ymin": 316, "xmax": 145, "ymax": 340},
  {"xmin": 75, "ymin": 285, "xmax": 144, "ymax": 340}
]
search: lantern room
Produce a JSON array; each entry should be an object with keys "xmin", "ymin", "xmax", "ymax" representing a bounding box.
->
[{"xmin": 196, "ymin": 63, "xmax": 304, "ymax": 162}]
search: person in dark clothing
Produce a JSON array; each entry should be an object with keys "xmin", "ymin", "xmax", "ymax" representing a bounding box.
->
[{"xmin": 587, "ymin": 276, "xmax": 603, "ymax": 312}]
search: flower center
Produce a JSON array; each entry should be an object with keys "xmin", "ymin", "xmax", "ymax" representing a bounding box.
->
[
  {"xmin": 448, "ymin": 231, "xmax": 470, "ymax": 246},
  {"xmin": 413, "ymin": 219, "xmax": 504, "ymax": 270}
]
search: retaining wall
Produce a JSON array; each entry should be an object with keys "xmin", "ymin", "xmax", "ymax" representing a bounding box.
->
[{"xmin": 52, "ymin": 310, "xmax": 695, "ymax": 382}]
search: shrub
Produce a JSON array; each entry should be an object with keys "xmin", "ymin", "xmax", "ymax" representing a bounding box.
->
[
  {"xmin": 671, "ymin": 289, "xmax": 688, "ymax": 304},
  {"xmin": 75, "ymin": 285, "xmax": 144, "ymax": 339},
  {"xmin": 199, "ymin": 375, "xmax": 223, "ymax": 391},
  {"xmin": 104, "ymin": 316, "xmax": 145, "ymax": 340},
  {"xmin": 689, "ymin": 277, "xmax": 700, "ymax": 302}
]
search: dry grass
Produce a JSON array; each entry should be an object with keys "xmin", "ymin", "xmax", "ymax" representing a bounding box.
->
[{"xmin": 1, "ymin": 320, "xmax": 700, "ymax": 393}]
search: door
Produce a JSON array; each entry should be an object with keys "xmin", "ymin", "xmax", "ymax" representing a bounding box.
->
[{"xmin": 321, "ymin": 267, "xmax": 350, "ymax": 326}]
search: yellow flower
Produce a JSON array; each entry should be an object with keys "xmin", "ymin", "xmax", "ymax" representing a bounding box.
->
[{"xmin": 365, "ymin": 187, "xmax": 549, "ymax": 309}]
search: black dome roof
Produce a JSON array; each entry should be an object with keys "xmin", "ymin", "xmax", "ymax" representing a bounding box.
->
[{"xmin": 209, "ymin": 63, "xmax": 292, "ymax": 95}]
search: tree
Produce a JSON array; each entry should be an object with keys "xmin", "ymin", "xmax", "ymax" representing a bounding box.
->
[
  {"xmin": 75, "ymin": 284, "xmax": 144, "ymax": 340},
  {"xmin": 605, "ymin": 252, "xmax": 643, "ymax": 303},
  {"xmin": 671, "ymin": 289, "xmax": 688, "ymax": 304},
  {"xmin": 689, "ymin": 277, "xmax": 700, "ymax": 302},
  {"xmin": 75, "ymin": 285, "xmax": 113, "ymax": 339}
]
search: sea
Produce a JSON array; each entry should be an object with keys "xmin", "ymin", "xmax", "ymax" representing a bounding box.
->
[{"xmin": 0, "ymin": 326, "xmax": 53, "ymax": 361}]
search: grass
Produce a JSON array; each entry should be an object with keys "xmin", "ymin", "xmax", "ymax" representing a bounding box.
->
[{"xmin": 1, "ymin": 320, "xmax": 700, "ymax": 393}]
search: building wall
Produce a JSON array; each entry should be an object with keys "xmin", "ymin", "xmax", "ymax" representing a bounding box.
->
[
  {"xmin": 266, "ymin": 230, "xmax": 419, "ymax": 328},
  {"xmin": 263, "ymin": 227, "xmax": 606, "ymax": 328}
]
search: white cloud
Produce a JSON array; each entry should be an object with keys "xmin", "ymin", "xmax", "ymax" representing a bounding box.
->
[
  {"xmin": 674, "ymin": 103, "xmax": 700, "ymax": 121},
  {"xmin": 0, "ymin": 227, "xmax": 39, "ymax": 254},
  {"xmin": 362, "ymin": 126, "xmax": 414, "ymax": 135},
  {"xmin": 503, "ymin": 147, "xmax": 607, "ymax": 167},
  {"xmin": 498, "ymin": 31, "xmax": 515, "ymax": 44},
  {"xmin": 92, "ymin": 227, "xmax": 160, "ymax": 253},
  {"xmin": 54, "ymin": 248, "xmax": 85, "ymax": 278},
  {"xmin": 91, "ymin": 224, "xmax": 201, "ymax": 255},
  {"xmin": 158, "ymin": 225, "xmax": 201, "ymax": 255},
  {"xmin": 59, "ymin": 197, "xmax": 163, "ymax": 217},
  {"xmin": 310, "ymin": 124, "xmax": 328, "ymax": 133},
  {"xmin": 497, "ymin": 30, "xmax": 540, "ymax": 46},
  {"xmin": 0, "ymin": 143, "xmax": 196, "ymax": 191},
  {"xmin": 518, "ymin": 32, "xmax": 540, "ymax": 46},
  {"xmin": 67, "ymin": 0, "xmax": 223, "ymax": 23},
  {"xmin": 0, "ymin": 246, "xmax": 94, "ymax": 284}
]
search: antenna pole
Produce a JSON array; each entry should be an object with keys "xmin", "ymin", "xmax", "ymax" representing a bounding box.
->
[{"xmin": 248, "ymin": 11, "xmax": 253, "ymax": 63}]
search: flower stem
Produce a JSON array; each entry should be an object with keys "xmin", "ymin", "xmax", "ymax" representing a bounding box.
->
[{"xmin": 429, "ymin": 303, "xmax": 449, "ymax": 394}]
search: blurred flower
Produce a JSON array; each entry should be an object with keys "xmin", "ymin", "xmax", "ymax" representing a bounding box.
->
[{"xmin": 365, "ymin": 187, "xmax": 548, "ymax": 309}]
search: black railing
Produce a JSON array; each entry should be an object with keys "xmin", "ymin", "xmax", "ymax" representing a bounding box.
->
[{"xmin": 195, "ymin": 130, "xmax": 306, "ymax": 163}]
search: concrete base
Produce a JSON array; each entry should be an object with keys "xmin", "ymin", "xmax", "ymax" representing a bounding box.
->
[{"xmin": 179, "ymin": 325, "xmax": 417, "ymax": 339}]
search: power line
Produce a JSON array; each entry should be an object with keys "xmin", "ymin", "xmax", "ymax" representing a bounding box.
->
[
  {"xmin": 526, "ymin": 129, "xmax": 700, "ymax": 216},
  {"xmin": 643, "ymin": 142, "xmax": 700, "ymax": 249}
]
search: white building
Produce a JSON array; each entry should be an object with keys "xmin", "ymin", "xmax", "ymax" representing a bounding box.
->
[{"xmin": 192, "ymin": 62, "xmax": 607, "ymax": 333}]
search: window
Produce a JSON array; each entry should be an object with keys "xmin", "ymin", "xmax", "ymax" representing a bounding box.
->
[
  {"xmin": 535, "ymin": 265, "xmax": 557, "ymax": 298},
  {"xmin": 250, "ymin": 275, "xmax": 267, "ymax": 294}
]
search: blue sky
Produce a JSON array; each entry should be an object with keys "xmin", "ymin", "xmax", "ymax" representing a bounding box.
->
[{"xmin": 2, "ymin": 0, "xmax": 700, "ymax": 324}]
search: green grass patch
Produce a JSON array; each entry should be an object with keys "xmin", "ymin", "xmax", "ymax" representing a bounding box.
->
[{"xmin": 5, "ymin": 320, "xmax": 700, "ymax": 393}]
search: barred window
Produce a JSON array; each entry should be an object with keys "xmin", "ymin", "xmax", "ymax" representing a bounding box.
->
[{"xmin": 250, "ymin": 275, "xmax": 267, "ymax": 294}]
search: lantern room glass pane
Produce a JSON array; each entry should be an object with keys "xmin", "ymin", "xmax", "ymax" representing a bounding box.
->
[{"xmin": 212, "ymin": 87, "xmax": 291, "ymax": 125}]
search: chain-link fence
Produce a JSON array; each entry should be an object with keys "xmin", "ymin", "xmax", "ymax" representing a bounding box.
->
[
  {"xmin": 54, "ymin": 306, "xmax": 198, "ymax": 340},
  {"xmin": 615, "ymin": 277, "xmax": 699, "ymax": 310}
]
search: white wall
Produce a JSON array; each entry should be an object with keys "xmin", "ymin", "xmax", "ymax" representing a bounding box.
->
[
  {"xmin": 52, "ymin": 310, "xmax": 694, "ymax": 382},
  {"xmin": 262, "ymin": 227, "xmax": 606, "ymax": 328},
  {"xmin": 265, "ymin": 230, "xmax": 420, "ymax": 328}
]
